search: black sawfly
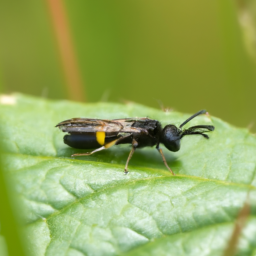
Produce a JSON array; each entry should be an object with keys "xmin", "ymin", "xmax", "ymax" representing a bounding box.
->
[{"xmin": 56, "ymin": 110, "xmax": 214, "ymax": 174}]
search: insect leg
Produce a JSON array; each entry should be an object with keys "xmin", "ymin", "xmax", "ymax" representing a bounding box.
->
[
  {"xmin": 71, "ymin": 137, "xmax": 125, "ymax": 157},
  {"xmin": 71, "ymin": 146, "xmax": 105, "ymax": 157},
  {"xmin": 124, "ymin": 139, "xmax": 138, "ymax": 174},
  {"xmin": 156, "ymin": 146, "xmax": 175, "ymax": 175}
]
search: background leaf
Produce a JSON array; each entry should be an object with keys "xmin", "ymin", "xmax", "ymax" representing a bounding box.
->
[{"xmin": 0, "ymin": 94, "xmax": 256, "ymax": 256}]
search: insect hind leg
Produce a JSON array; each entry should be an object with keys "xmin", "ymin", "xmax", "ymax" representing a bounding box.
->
[
  {"xmin": 71, "ymin": 137, "xmax": 121, "ymax": 157},
  {"xmin": 71, "ymin": 146, "xmax": 105, "ymax": 157}
]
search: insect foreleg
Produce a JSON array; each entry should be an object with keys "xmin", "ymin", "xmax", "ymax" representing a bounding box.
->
[
  {"xmin": 156, "ymin": 146, "xmax": 175, "ymax": 175},
  {"xmin": 124, "ymin": 139, "xmax": 138, "ymax": 174}
]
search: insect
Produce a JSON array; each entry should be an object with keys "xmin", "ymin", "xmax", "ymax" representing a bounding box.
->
[{"xmin": 56, "ymin": 110, "xmax": 214, "ymax": 174}]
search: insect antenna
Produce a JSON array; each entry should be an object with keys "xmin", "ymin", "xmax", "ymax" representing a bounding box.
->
[
  {"xmin": 185, "ymin": 125, "xmax": 215, "ymax": 131},
  {"xmin": 179, "ymin": 110, "xmax": 207, "ymax": 128},
  {"xmin": 180, "ymin": 125, "xmax": 215, "ymax": 139}
]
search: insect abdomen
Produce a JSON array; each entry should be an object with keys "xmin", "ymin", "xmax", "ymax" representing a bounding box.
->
[
  {"xmin": 64, "ymin": 132, "xmax": 119, "ymax": 149},
  {"xmin": 64, "ymin": 133, "xmax": 101, "ymax": 149}
]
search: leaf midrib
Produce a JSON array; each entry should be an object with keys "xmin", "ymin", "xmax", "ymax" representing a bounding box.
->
[
  {"xmin": 22, "ymin": 173, "xmax": 256, "ymax": 226},
  {"xmin": 4, "ymin": 151, "xmax": 256, "ymax": 233}
]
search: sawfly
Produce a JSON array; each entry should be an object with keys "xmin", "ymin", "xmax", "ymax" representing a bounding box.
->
[{"xmin": 56, "ymin": 110, "xmax": 214, "ymax": 174}]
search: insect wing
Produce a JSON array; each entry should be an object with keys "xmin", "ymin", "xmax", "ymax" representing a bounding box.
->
[
  {"xmin": 56, "ymin": 118, "xmax": 124, "ymax": 133},
  {"xmin": 56, "ymin": 117, "xmax": 156, "ymax": 134},
  {"xmin": 111, "ymin": 118, "xmax": 158, "ymax": 134}
]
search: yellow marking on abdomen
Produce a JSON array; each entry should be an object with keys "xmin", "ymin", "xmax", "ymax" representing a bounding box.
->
[{"xmin": 96, "ymin": 131, "xmax": 105, "ymax": 146}]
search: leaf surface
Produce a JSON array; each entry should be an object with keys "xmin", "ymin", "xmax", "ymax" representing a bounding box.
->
[{"xmin": 0, "ymin": 94, "xmax": 256, "ymax": 256}]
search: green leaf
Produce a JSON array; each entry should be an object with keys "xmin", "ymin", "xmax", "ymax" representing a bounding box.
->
[
  {"xmin": 0, "ymin": 235, "xmax": 8, "ymax": 256},
  {"xmin": 0, "ymin": 93, "xmax": 256, "ymax": 256}
]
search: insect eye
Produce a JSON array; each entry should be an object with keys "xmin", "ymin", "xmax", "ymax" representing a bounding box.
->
[
  {"xmin": 170, "ymin": 125, "xmax": 178, "ymax": 134},
  {"xmin": 164, "ymin": 125, "xmax": 179, "ymax": 136},
  {"xmin": 161, "ymin": 125, "xmax": 181, "ymax": 152}
]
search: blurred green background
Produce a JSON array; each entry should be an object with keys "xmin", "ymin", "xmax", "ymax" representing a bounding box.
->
[{"xmin": 0, "ymin": 0, "xmax": 256, "ymax": 130}]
